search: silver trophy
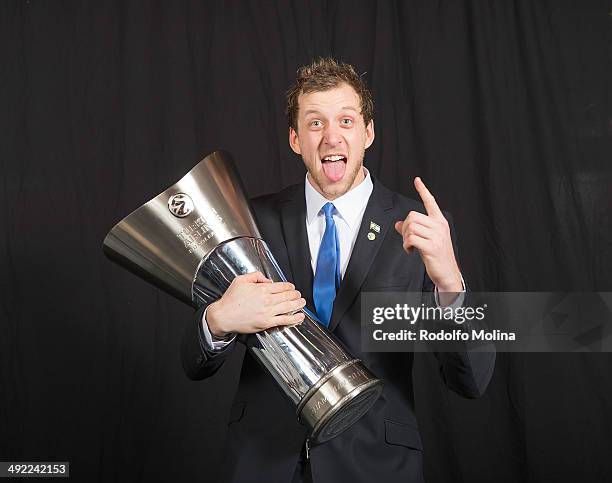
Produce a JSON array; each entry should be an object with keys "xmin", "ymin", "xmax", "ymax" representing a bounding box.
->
[{"xmin": 103, "ymin": 151, "xmax": 383, "ymax": 443}]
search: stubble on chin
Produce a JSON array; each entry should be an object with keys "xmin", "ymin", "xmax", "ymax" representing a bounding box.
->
[{"xmin": 309, "ymin": 163, "xmax": 363, "ymax": 200}]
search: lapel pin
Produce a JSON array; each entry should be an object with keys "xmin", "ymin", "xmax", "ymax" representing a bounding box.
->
[
  {"xmin": 367, "ymin": 232, "xmax": 376, "ymax": 241},
  {"xmin": 369, "ymin": 221, "xmax": 380, "ymax": 233}
]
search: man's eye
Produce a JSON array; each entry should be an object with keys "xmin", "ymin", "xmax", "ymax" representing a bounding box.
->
[
  {"xmin": 311, "ymin": 120, "xmax": 322, "ymax": 127},
  {"xmin": 341, "ymin": 119, "xmax": 353, "ymax": 126}
]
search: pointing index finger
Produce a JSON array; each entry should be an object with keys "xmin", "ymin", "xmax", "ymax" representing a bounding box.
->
[{"xmin": 414, "ymin": 177, "xmax": 443, "ymax": 218}]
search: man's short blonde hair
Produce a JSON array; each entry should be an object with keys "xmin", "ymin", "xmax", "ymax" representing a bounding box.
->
[{"xmin": 285, "ymin": 57, "xmax": 374, "ymax": 131}]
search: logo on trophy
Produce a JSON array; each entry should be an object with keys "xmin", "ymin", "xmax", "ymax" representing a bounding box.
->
[
  {"xmin": 102, "ymin": 151, "xmax": 383, "ymax": 443},
  {"xmin": 168, "ymin": 193, "xmax": 194, "ymax": 218}
]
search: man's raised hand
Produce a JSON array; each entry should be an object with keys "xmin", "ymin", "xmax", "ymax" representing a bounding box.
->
[{"xmin": 394, "ymin": 177, "xmax": 462, "ymax": 293}]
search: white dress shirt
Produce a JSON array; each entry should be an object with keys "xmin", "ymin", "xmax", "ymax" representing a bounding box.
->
[
  {"xmin": 305, "ymin": 168, "xmax": 373, "ymax": 278},
  {"xmin": 200, "ymin": 168, "xmax": 465, "ymax": 351}
]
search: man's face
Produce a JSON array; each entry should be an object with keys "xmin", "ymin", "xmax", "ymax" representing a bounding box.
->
[{"xmin": 289, "ymin": 83, "xmax": 375, "ymax": 200}]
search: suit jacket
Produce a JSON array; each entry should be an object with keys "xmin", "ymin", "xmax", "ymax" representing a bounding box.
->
[{"xmin": 181, "ymin": 177, "xmax": 495, "ymax": 483}]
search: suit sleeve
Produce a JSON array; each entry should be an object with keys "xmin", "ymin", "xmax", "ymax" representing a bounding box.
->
[
  {"xmin": 181, "ymin": 305, "xmax": 237, "ymax": 381},
  {"xmin": 426, "ymin": 212, "xmax": 496, "ymax": 398}
]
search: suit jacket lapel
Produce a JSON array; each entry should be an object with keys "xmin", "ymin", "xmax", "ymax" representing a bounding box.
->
[
  {"xmin": 329, "ymin": 179, "xmax": 396, "ymax": 332},
  {"xmin": 279, "ymin": 185, "xmax": 315, "ymax": 308}
]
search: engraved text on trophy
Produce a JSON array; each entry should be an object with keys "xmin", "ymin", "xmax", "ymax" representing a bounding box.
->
[{"xmin": 176, "ymin": 208, "xmax": 223, "ymax": 253}]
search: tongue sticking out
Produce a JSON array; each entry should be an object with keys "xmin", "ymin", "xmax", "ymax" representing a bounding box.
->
[{"xmin": 322, "ymin": 159, "xmax": 346, "ymax": 182}]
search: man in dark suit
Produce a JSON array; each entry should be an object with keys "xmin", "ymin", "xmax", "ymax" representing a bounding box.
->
[{"xmin": 181, "ymin": 58, "xmax": 495, "ymax": 482}]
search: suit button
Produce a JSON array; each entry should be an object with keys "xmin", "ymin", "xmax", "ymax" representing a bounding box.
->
[{"xmin": 196, "ymin": 356, "xmax": 204, "ymax": 364}]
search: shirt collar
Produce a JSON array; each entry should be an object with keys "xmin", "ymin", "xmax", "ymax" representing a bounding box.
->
[{"xmin": 305, "ymin": 167, "xmax": 374, "ymax": 230}]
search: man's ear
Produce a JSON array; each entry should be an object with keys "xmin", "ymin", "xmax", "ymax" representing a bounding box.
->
[
  {"xmin": 365, "ymin": 119, "xmax": 375, "ymax": 149},
  {"xmin": 289, "ymin": 127, "xmax": 301, "ymax": 155}
]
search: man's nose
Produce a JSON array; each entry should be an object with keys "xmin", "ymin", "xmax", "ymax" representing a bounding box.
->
[{"xmin": 323, "ymin": 125, "xmax": 343, "ymax": 146}]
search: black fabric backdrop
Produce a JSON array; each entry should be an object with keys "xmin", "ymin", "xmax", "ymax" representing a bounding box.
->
[{"xmin": 1, "ymin": 1, "xmax": 611, "ymax": 482}]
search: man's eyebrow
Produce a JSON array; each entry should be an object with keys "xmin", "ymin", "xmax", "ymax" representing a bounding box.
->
[{"xmin": 303, "ymin": 106, "xmax": 359, "ymax": 116}]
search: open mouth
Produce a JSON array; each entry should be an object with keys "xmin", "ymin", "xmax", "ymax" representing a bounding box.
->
[{"xmin": 321, "ymin": 154, "xmax": 347, "ymax": 182}]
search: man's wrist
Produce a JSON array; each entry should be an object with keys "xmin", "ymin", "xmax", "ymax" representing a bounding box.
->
[
  {"xmin": 207, "ymin": 301, "xmax": 232, "ymax": 339},
  {"xmin": 200, "ymin": 306, "xmax": 235, "ymax": 352},
  {"xmin": 434, "ymin": 272, "xmax": 466, "ymax": 308},
  {"xmin": 435, "ymin": 271, "xmax": 463, "ymax": 293},
  {"xmin": 211, "ymin": 331, "xmax": 234, "ymax": 342}
]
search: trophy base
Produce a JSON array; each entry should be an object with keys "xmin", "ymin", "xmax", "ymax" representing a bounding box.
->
[{"xmin": 297, "ymin": 360, "xmax": 384, "ymax": 444}]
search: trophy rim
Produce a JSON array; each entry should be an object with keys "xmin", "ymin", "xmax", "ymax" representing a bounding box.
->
[
  {"xmin": 310, "ymin": 378, "xmax": 384, "ymax": 444},
  {"xmin": 101, "ymin": 150, "xmax": 262, "ymax": 307},
  {"xmin": 296, "ymin": 358, "xmax": 385, "ymax": 443},
  {"xmin": 102, "ymin": 149, "xmax": 232, "ymax": 251},
  {"xmin": 295, "ymin": 358, "xmax": 361, "ymax": 417}
]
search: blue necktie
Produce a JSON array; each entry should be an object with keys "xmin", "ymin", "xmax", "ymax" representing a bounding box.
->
[{"xmin": 313, "ymin": 202, "xmax": 341, "ymax": 327}]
